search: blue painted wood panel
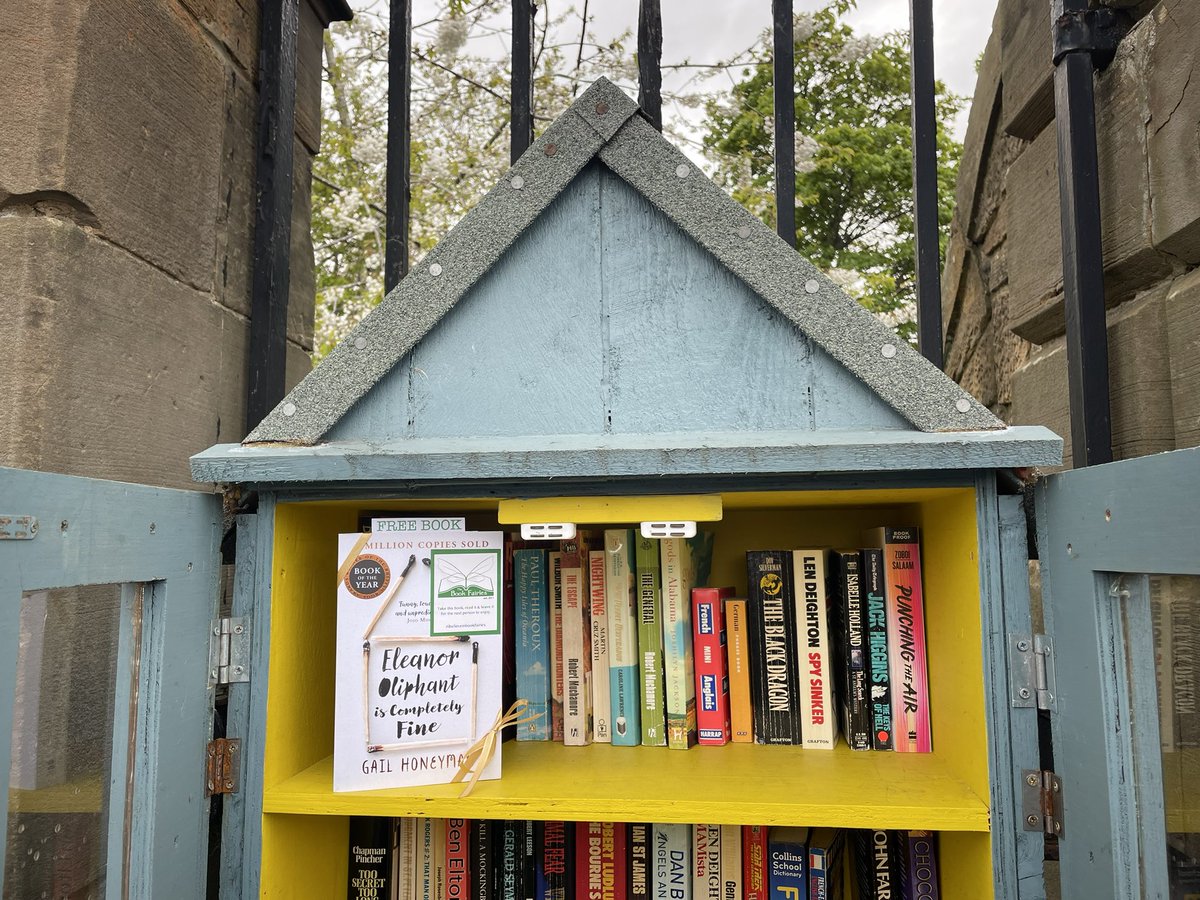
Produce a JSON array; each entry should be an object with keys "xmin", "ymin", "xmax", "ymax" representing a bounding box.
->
[{"xmin": 327, "ymin": 162, "xmax": 907, "ymax": 444}]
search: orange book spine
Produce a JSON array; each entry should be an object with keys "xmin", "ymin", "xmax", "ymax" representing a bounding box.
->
[{"xmin": 725, "ymin": 599, "xmax": 754, "ymax": 743}]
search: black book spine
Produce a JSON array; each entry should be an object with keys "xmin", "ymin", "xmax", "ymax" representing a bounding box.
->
[
  {"xmin": 347, "ymin": 816, "xmax": 393, "ymax": 900},
  {"xmin": 746, "ymin": 550, "xmax": 801, "ymax": 744},
  {"xmin": 501, "ymin": 821, "xmax": 522, "ymax": 900},
  {"xmin": 473, "ymin": 821, "xmax": 495, "ymax": 900},
  {"xmin": 629, "ymin": 823, "xmax": 651, "ymax": 900},
  {"xmin": 863, "ymin": 548, "xmax": 894, "ymax": 750},
  {"xmin": 853, "ymin": 830, "xmax": 898, "ymax": 900},
  {"xmin": 524, "ymin": 820, "xmax": 537, "ymax": 900},
  {"xmin": 835, "ymin": 550, "xmax": 871, "ymax": 750},
  {"xmin": 538, "ymin": 821, "xmax": 573, "ymax": 900}
]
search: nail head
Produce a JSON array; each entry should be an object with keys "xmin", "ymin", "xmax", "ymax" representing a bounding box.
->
[
  {"xmin": 429, "ymin": 263, "xmax": 443, "ymax": 277},
  {"xmin": 510, "ymin": 175, "xmax": 525, "ymax": 190},
  {"xmin": 282, "ymin": 401, "xmax": 297, "ymax": 417},
  {"xmin": 737, "ymin": 225, "xmax": 753, "ymax": 239},
  {"xmin": 881, "ymin": 343, "xmax": 897, "ymax": 359},
  {"xmin": 354, "ymin": 337, "xmax": 367, "ymax": 350},
  {"xmin": 675, "ymin": 164, "xmax": 689, "ymax": 178},
  {"xmin": 544, "ymin": 143, "xmax": 557, "ymax": 157},
  {"xmin": 955, "ymin": 397, "xmax": 972, "ymax": 413},
  {"xmin": 595, "ymin": 101, "xmax": 609, "ymax": 116},
  {"xmin": 804, "ymin": 279, "xmax": 820, "ymax": 294}
]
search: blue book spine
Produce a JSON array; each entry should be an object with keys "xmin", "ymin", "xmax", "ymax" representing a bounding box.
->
[
  {"xmin": 606, "ymin": 529, "xmax": 642, "ymax": 746},
  {"xmin": 515, "ymin": 549, "xmax": 551, "ymax": 740},
  {"xmin": 767, "ymin": 828, "xmax": 809, "ymax": 900}
]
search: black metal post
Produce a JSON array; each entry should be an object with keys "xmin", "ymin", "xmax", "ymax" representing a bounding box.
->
[
  {"xmin": 246, "ymin": 0, "xmax": 299, "ymax": 432},
  {"xmin": 772, "ymin": 0, "xmax": 795, "ymax": 247},
  {"xmin": 1052, "ymin": 0, "xmax": 1113, "ymax": 466},
  {"xmin": 385, "ymin": 0, "xmax": 412, "ymax": 293},
  {"xmin": 511, "ymin": 0, "xmax": 535, "ymax": 163},
  {"xmin": 908, "ymin": 0, "xmax": 943, "ymax": 370},
  {"xmin": 637, "ymin": 0, "xmax": 663, "ymax": 131}
]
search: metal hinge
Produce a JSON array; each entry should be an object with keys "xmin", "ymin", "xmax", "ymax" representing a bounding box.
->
[
  {"xmin": 1023, "ymin": 769, "xmax": 1064, "ymax": 838},
  {"xmin": 209, "ymin": 616, "xmax": 250, "ymax": 685},
  {"xmin": 205, "ymin": 738, "xmax": 240, "ymax": 796},
  {"xmin": 1009, "ymin": 633, "xmax": 1057, "ymax": 711},
  {"xmin": 0, "ymin": 515, "xmax": 38, "ymax": 540}
]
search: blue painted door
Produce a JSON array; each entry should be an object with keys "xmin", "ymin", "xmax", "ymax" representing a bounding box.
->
[
  {"xmin": 0, "ymin": 467, "xmax": 222, "ymax": 899},
  {"xmin": 1036, "ymin": 448, "xmax": 1200, "ymax": 898}
]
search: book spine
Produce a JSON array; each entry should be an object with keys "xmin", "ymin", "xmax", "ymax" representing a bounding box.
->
[
  {"xmin": 550, "ymin": 551, "xmax": 565, "ymax": 742},
  {"xmin": 745, "ymin": 551, "xmax": 801, "ymax": 744},
  {"xmin": 875, "ymin": 527, "xmax": 931, "ymax": 752},
  {"xmin": 577, "ymin": 822, "xmax": 604, "ymax": 900},
  {"xmin": 652, "ymin": 824, "xmax": 691, "ymax": 900},
  {"xmin": 766, "ymin": 831, "xmax": 806, "ymax": 900},
  {"xmin": 725, "ymin": 599, "xmax": 754, "ymax": 743},
  {"xmin": 500, "ymin": 821, "xmax": 522, "ymax": 900},
  {"xmin": 806, "ymin": 829, "xmax": 844, "ymax": 900},
  {"xmin": 899, "ymin": 831, "xmax": 939, "ymax": 900},
  {"xmin": 589, "ymin": 550, "xmax": 612, "ymax": 743},
  {"xmin": 525, "ymin": 820, "xmax": 538, "ymax": 900},
  {"xmin": 516, "ymin": 549, "xmax": 552, "ymax": 741},
  {"xmin": 835, "ymin": 551, "xmax": 871, "ymax": 751},
  {"xmin": 742, "ymin": 826, "xmax": 767, "ymax": 900},
  {"xmin": 561, "ymin": 540, "xmax": 593, "ymax": 745},
  {"xmin": 540, "ymin": 821, "xmax": 571, "ymax": 900},
  {"xmin": 662, "ymin": 537, "xmax": 698, "ymax": 749},
  {"xmin": 692, "ymin": 825, "xmax": 721, "ymax": 900},
  {"xmin": 1167, "ymin": 577, "xmax": 1200, "ymax": 748},
  {"xmin": 693, "ymin": 588, "xmax": 734, "ymax": 745},
  {"xmin": 605, "ymin": 823, "xmax": 628, "ymax": 900},
  {"xmin": 446, "ymin": 819, "xmax": 470, "ymax": 900},
  {"xmin": 419, "ymin": 818, "xmax": 436, "ymax": 900},
  {"xmin": 433, "ymin": 819, "xmax": 447, "ymax": 900},
  {"xmin": 472, "ymin": 820, "xmax": 494, "ymax": 900},
  {"xmin": 348, "ymin": 817, "xmax": 393, "ymax": 900},
  {"xmin": 636, "ymin": 537, "xmax": 667, "ymax": 746},
  {"xmin": 397, "ymin": 819, "xmax": 418, "ymax": 900},
  {"xmin": 1152, "ymin": 575, "xmax": 1175, "ymax": 751},
  {"xmin": 629, "ymin": 824, "xmax": 651, "ymax": 900},
  {"xmin": 854, "ymin": 830, "xmax": 897, "ymax": 900},
  {"xmin": 606, "ymin": 529, "xmax": 642, "ymax": 746},
  {"xmin": 718, "ymin": 826, "xmax": 741, "ymax": 900},
  {"xmin": 807, "ymin": 847, "xmax": 827, "ymax": 900},
  {"xmin": 795, "ymin": 549, "xmax": 837, "ymax": 749},
  {"xmin": 863, "ymin": 548, "xmax": 894, "ymax": 750},
  {"xmin": 503, "ymin": 536, "xmax": 518, "ymax": 741}
]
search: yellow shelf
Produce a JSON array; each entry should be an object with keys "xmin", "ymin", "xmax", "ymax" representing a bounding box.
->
[{"xmin": 264, "ymin": 741, "xmax": 989, "ymax": 831}]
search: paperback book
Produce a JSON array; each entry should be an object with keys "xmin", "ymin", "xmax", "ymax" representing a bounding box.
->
[
  {"xmin": 794, "ymin": 548, "xmax": 837, "ymax": 748},
  {"xmin": 863, "ymin": 548, "xmax": 894, "ymax": 751},
  {"xmin": 629, "ymin": 824, "xmax": 651, "ymax": 900},
  {"xmin": 725, "ymin": 599, "xmax": 754, "ymax": 743},
  {"xmin": 652, "ymin": 824, "xmax": 691, "ymax": 900},
  {"xmin": 605, "ymin": 529, "xmax": 641, "ymax": 747},
  {"xmin": 561, "ymin": 537, "xmax": 593, "ymax": 746},
  {"xmin": 636, "ymin": 537, "xmax": 667, "ymax": 746},
  {"xmin": 745, "ymin": 551, "xmax": 801, "ymax": 744},
  {"xmin": 833, "ymin": 550, "xmax": 871, "ymax": 751},
  {"xmin": 766, "ymin": 827, "xmax": 808, "ymax": 900},
  {"xmin": 692, "ymin": 587, "xmax": 735, "ymax": 745},
  {"xmin": 898, "ymin": 830, "xmax": 939, "ymax": 900},
  {"xmin": 347, "ymin": 817, "xmax": 393, "ymax": 900},
  {"xmin": 692, "ymin": 825, "xmax": 722, "ymax": 900},
  {"xmin": 662, "ymin": 536, "xmax": 700, "ymax": 750},
  {"xmin": 515, "ymin": 548, "xmax": 551, "ymax": 741},
  {"xmin": 549, "ymin": 551, "xmax": 565, "ymax": 742},
  {"xmin": 589, "ymin": 550, "xmax": 613, "ymax": 743}
]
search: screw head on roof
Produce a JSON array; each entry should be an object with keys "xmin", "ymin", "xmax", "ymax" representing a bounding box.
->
[
  {"xmin": 544, "ymin": 143, "xmax": 557, "ymax": 157},
  {"xmin": 956, "ymin": 397, "xmax": 972, "ymax": 413},
  {"xmin": 675, "ymin": 164, "xmax": 689, "ymax": 178},
  {"xmin": 429, "ymin": 263, "xmax": 443, "ymax": 277},
  {"xmin": 282, "ymin": 402, "xmax": 297, "ymax": 417},
  {"xmin": 354, "ymin": 337, "xmax": 367, "ymax": 350},
  {"xmin": 737, "ymin": 225, "xmax": 753, "ymax": 239},
  {"xmin": 511, "ymin": 175, "xmax": 525, "ymax": 190},
  {"xmin": 881, "ymin": 343, "xmax": 897, "ymax": 359},
  {"xmin": 595, "ymin": 101, "xmax": 609, "ymax": 116},
  {"xmin": 804, "ymin": 279, "xmax": 819, "ymax": 294}
]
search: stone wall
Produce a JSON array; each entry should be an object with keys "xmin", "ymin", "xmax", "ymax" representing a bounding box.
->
[
  {"xmin": 0, "ymin": 0, "xmax": 345, "ymax": 488},
  {"xmin": 943, "ymin": 0, "xmax": 1199, "ymax": 468}
]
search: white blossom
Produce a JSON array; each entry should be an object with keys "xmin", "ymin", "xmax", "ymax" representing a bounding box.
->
[
  {"xmin": 794, "ymin": 133, "xmax": 819, "ymax": 174},
  {"xmin": 793, "ymin": 13, "xmax": 816, "ymax": 43},
  {"xmin": 436, "ymin": 16, "xmax": 469, "ymax": 58},
  {"xmin": 835, "ymin": 35, "xmax": 880, "ymax": 64}
]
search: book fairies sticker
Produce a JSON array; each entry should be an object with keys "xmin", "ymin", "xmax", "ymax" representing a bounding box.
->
[{"xmin": 430, "ymin": 548, "xmax": 502, "ymax": 635}]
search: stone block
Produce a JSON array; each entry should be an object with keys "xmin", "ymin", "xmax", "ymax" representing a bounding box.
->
[
  {"xmin": 213, "ymin": 69, "xmax": 257, "ymax": 319},
  {"xmin": 0, "ymin": 217, "xmax": 249, "ymax": 488},
  {"xmin": 1165, "ymin": 268, "xmax": 1200, "ymax": 448},
  {"xmin": 177, "ymin": 0, "xmax": 260, "ymax": 78},
  {"xmin": 1001, "ymin": 0, "xmax": 1056, "ymax": 140},
  {"xmin": 953, "ymin": 16, "xmax": 1004, "ymax": 232},
  {"xmin": 1146, "ymin": 0, "xmax": 1200, "ymax": 263}
]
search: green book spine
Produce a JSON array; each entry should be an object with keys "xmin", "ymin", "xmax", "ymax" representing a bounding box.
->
[{"xmin": 636, "ymin": 536, "xmax": 667, "ymax": 746}]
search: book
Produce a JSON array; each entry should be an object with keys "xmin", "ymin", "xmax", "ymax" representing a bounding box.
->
[
  {"xmin": 561, "ymin": 538, "xmax": 593, "ymax": 746},
  {"xmin": 718, "ymin": 826, "xmax": 741, "ymax": 900},
  {"xmin": 397, "ymin": 819, "xmax": 418, "ymax": 900},
  {"xmin": 833, "ymin": 551, "xmax": 871, "ymax": 751},
  {"xmin": 652, "ymin": 824, "xmax": 691, "ymax": 900},
  {"xmin": 576, "ymin": 822, "xmax": 603, "ymax": 900},
  {"xmin": 898, "ymin": 831, "xmax": 939, "ymax": 900},
  {"xmin": 742, "ymin": 825, "xmax": 768, "ymax": 900},
  {"xmin": 629, "ymin": 824, "xmax": 652, "ymax": 900},
  {"xmin": 597, "ymin": 823, "xmax": 628, "ymax": 900},
  {"xmin": 692, "ymin": 824, "xmax": 722, "ymax": 900},
  {"xmin": 471, "ymin": 820, "xmax": 495, "ymax": 900},
  {"xmin": 537, "ymin": 821, "xmax": 572, "ymax": 900},
  {"xmin": 693, "ymin": 587, "xmax": 735, "ymax": 745},
  {"xmin": 589, "ymin": 550, "xmax": 613, "ymax": 743},
  {"xmin": 794, "ymin": 549, "xmax": 837, "ymax": 749},
  {"xmin": 854, "ymin": 830, "xmax": 898, "ymax": 900},
  {"xmin": 725, "ymin": 599, "xmax": 754, "ymax": 743},
  {"xmin": 524, "ymin": 819, "xmax": 537, "ymax": 900},
  {"xmin": 500, "ymin": 821, "xmax": 524, "ymax": 900},
  {"xmin": 863, "ymin": 548, "xmax": 894, "ymax": 751},
  {"xmin": 865, "ymin": 527, "xmax": 931, "ymax": 752},
  {"xmin": 515, "ymin": 548, "xmax": 552, "ymax": 741},
  {"xmin": 433, "ymin": 818, "xmax": 447, "ymax": 900},
  {"xmin": 605, "ymin": 529, "xmax": 642, "ymax": 746},
  {"xmin": 766, "ymin": 827, "xmax": 808, "ymax": 900},
  {"xmin": 446, "ymin": 819, "xmax": 470, "ymax": 900},
  {"xmin": 503, "ymin": 536, "xmax": 519, "ymax": 741},
  {"xmin": 806, "ymin": 828, "xmax": 844, "ymax": 900},
  {"xmin": 550, "ymin": 551, "xmax": 565, "ymax": 742},
  {"xmin": 419, "ymin": 817, "xmax": 436, "ymax": 900},
  {"xmin": 745, "ymin": 551, "xmax": 801, "ymax": 744},
  {"xmin": 347, "ymin": 817, "xmax": 393, "ymax": 900},
  {"xmin": 636, "ymin": 537, "xmax": 667, "ymax": 746},
  {"xmin": 662, "ymin": 536, "xmax": 699, "ymax": 749}
]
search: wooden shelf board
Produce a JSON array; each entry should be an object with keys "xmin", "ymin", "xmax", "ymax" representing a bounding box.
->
[{"xmin": 264, "ymin": 742, "xmax": 989, "ymax": 831}]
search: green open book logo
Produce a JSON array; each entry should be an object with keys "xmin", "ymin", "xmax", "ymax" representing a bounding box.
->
[
  {"xmin": 428, "ymin": 548, "xmax": 502, "ymax": 636},
  {"xmin": 436, "ymin": 555, "xmax": 495, "ymax": 598}
]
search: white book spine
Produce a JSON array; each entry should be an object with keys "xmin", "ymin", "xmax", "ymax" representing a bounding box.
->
[
  {"xmin": 589, "ymin": 550, "xmax": 612, "ymax": 742},
  {"xmin": 692, "ymin": 824, "xmax": 721, "ymax": 900},
  {"xmin": 795, "ymin": 548, "xmax": 838, "ymax": 748},
  {"xmin": 562, "ymin": 554, "xmax": 592, "ymax": 745},
  {"xmin": 653, "ymin": 823, "xmax": 692, "ymax": 900},
  {"xmin": 719, "ymin": 825, "xmax": 741, "ymax": 900}
]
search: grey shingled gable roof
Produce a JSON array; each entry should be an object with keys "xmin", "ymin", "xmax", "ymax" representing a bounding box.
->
[{"xmin": 247, "ymin": 78, "xmax": 1002, "ymax": 445}]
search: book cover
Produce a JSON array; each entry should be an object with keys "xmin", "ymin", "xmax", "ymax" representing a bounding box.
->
[
  {"xmin": 561, "ymin": 538, "xmax": 593, "ymax": 746},
  {"xmin": 725, "ymin": 599, "xmax": 754, "ymax": 743},
  {"xmin": 629, "ymin": 824, "xmax": 651, "ymax": 900},
  {"xmin": 718, "ymin": 826, "xmax": 741, "ymax": 900},
  {"xmin": 576, "ymin": 822, "xmax": 604, "ymax": 900},
  {"xmin": 662, "ymin": 536, "xmax": 699, "ymax": 750},
  {"xmin": 806, "ymin": 828, "xmax": 843, "ymax": 900},
  {"xmin": 742, "ymin": 825, "xmax": 768, "ymax": 900},
  {"xmin": 335, "ymin": 522, "xmax": 504, "ymax": 791},
  {"xmin": 589, "ymin": 550, "xmax": 613, "ymax": 743},
  {"xmin": 745, "ymin": 551, "xmax": 801, "ymax": 744},
  {"xmin": 605, "ymin": 529, "xmax": 642, "ymax": 746},
  {"xmin": 794, "ymin": 548, "xmax": 837, "ymax": 749},
  {"xmin": 471, "ymin": 820, "xmax": 495, "ymax": 900},
  {"xmin": 500, "ymin": 821, "xmax": 523, "ymax": 900},
  {"xmin": 503, "ymin": 535, "xmax": 519, "ymax": 741},
  {"xmin": 898, "ymin": 831, "xmax": 939, "ymax": 900},
  {"xmin": 446, "ymin": 819, "xmax": 470, "ymax": 900},
  {"xmin": 652, "ymin": 824, "xmax": 691, "ymax": 900},
  {"xmin": 515, "ymin": 548, "xmax": 551, "ymax": 741},
  {"xmin": 692, "ymin": 824, "xmax": 721, "ymax": 900},
  {"xmin": 636, "ymin": 537, "xmax": 667, "ymax": 746},
  {"xmin": 550, "ymin": 551, "xmax": 565, "ymax": 742},
  {"xmin": 419, "ymin": 817, "xmax": 436, "ymax": 900},
  {"xmin": 433, "ymin": 818, "xmax": 447, "ymax": 900},
  {"xmin": 866, "ymin": 527, "xmax": 931, "ymax": 752},
  {"xmin": 693, "ymin": 587, "xmax": 735, "ymax": 745},
  {"xmin": 833, "ymin": 551, "xmax": 871, "ymax": 751},
  {"xmin": 537, "ymin": 821, "xmax": 573, "ymax": 900},
  {"xmin": 863, "ymin": 548, "xmax": 894, "ymax": 751},
  {"xmin": 347, "ymin": 817, "xmax": 393, "ymax": 900},
  {"xmin": 854, "ymin": 830, "xmax": 898, "ymax": 900},
  {"xmin": 766, "ymin": 827, "xmax": 808, "ymax": 900}
]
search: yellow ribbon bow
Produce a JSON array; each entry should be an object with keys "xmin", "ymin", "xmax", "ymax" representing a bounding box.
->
[{"xmin": 450, "ymin": 699, "xmax": 543, "ymax": 798}]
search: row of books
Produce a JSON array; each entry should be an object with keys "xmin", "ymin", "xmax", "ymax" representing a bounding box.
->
[
  {"xmin": 509, "ymin": 527, "xmax": 931, "ymax": 752},
  {"xmin": 348, "ymin": 817, "xmax": 941, "ymax": 900}
]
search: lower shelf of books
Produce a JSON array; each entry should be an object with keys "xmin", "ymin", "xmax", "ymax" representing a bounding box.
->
[{"xmin": 263, "ymin": 741, "xmax": 989, "ymax": 831}]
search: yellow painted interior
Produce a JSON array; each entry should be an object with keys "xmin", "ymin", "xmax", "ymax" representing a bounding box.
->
[
  {"xmin": 260, "ymin": 486, "xmax": 992, "ymax": 897},
  {"xmin": 497, "ymin": 494, "xmax": 723, "ymax": 524}
]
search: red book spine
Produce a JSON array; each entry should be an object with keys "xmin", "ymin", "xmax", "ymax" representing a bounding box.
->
[
  {"xmin": 601, "ymin": 823, "xmax": 627, "ymax": 900},
  {"xmin": 693, "ymin": 587, "xmax": 735, "ymax": 745},
  {"xmin": 743, "ymin": 825, "xmax": 768, "ymax": 900},
  {"xmin": 446, "ymin": 819, "xmax": 470, "ymax": 900},
  {"xmin": 577, "ymin": 822, "xmax": 605, "ymax": 900}
]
